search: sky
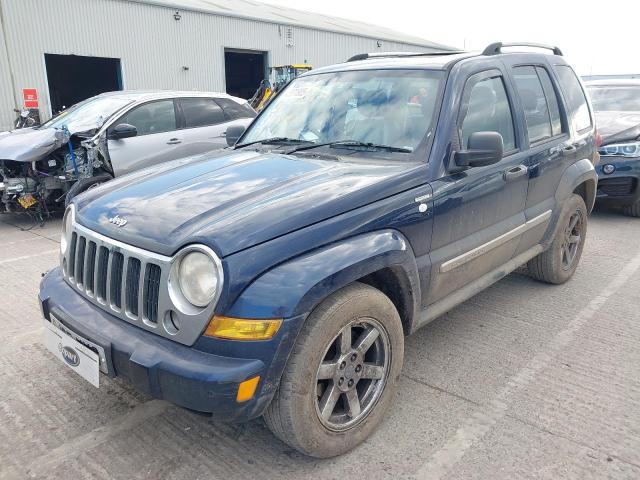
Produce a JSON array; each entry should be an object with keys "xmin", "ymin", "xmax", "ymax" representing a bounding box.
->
[{"xmin": 260, "ymin": 0, "xmax": 640, "ymax": 76}]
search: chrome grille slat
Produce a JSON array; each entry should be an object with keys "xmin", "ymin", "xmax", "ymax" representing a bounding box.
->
[
  {"xmin": 85, "ymin": 241, "xmax": 97, "ymax": 295},
  {"xmin": 110, "ymin": 252, "xmax": 124, "ymax": 309},
  {"xmin": 75, "ymin": 236, "xmax": 86, "ymax": 286},
  {"xmin": 126, "ymin": 257, "xmax": 141, "ymax": 317},
  {"xmin": 96, "ymin": 246, "xmax": 109, "ymax": 302},
  {"xmin": 68, "ymin": 232, "xmax": 77, "ymax": 279},
  {"xmin": 144, "ymin": 263, "xmax": 161, "ymax": 323}
]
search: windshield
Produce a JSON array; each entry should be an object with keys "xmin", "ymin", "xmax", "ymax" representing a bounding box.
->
[
  {"xmin": 41, "ymin": 96, "xmax": 134, "ymax": 133},
  {"xmin": 242, "ymin": 69, "xmax": 444, "ymax": 154},
  {"xmin": 588, "ymin": 86, "xmax": 640, "ymax": 112}
]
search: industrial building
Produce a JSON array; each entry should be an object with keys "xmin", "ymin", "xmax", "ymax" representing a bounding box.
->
[{"xmin": 0, "ymin": 0, "xmax": 453, "ymax": 130}]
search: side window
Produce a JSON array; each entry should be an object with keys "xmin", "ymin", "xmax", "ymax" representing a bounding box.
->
[
  {"xmin": 460, "ymin": 75, "xmax": 516, "ymax": 152},
  {"xmin": 118, "ymin": 100, "xmax": 176, "ymax": 136},
  {"xmin": 536, "ymin": 67, "xmax": 563, "ymax": 136},
  {"xmin": 512, "ymin": 66, "xmax": 552, "ymax": 143},
  {"xmin": 214, "ymin": 97, "xmax": 257, "ymax": 120},
  {"xmin": 179, "ymin": 98, "xmax": 225, "ymax": 128},
  {"xmin": 554, "ymin": 65, "xmax": 592, "ymax": 132}
]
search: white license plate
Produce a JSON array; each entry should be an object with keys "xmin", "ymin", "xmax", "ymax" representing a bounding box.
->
[{"xmin": 44, "ymin": 320, "xmax": 100, "ymax": 387}]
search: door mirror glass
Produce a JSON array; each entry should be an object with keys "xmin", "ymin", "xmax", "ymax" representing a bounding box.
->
[
  {"xmin": 108, "ymin": 123, "xmax": 138, "ymax": 140},
  {"xmin": 226, "ymin": 124, "xmax": 246, "ymax": 147},
  {"xmin": 455, "ymin": 131, "xmax": 503, "ymax": 168}
]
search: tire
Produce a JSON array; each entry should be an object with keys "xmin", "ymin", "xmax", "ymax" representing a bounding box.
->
[
  {"xmin": 527, "ymin": 194, "xmax": 588, "ymax": 284},
  {"xmin": 64, "ymin": 174, "xmax": 112, "ymax": 207},
  {"xmin": 622, "ymin": 201, "xmax": 640, "ymax": 218},
  {"xmin": 264, "ymin": 282, "xmax": 404, "ymax": 458}
]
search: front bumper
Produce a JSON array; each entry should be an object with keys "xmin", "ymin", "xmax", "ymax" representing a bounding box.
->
[
  {"xmin": 596, "ymin": 157, "xmax": 640, "ymax": 207},
  {"xmin": 39, "ymin": 267, "xmax": 304, "ymax": 421}
]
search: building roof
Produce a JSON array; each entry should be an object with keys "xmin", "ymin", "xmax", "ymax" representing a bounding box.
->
[{"xmin": 126, "ymin": 0, "xmax": 456, "ymax": 50}]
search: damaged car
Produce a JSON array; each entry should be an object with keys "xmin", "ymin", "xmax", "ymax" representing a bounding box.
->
[
  {"xmin": 0, "ymin": 91, "xmax": 256, "ymax": 219},
  {"xmin": 586, "ymin": 79, "xmax": 640, "ymax": 216}
]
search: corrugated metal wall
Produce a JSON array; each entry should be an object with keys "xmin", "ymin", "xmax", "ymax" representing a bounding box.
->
[{"xmin": 0, "ymin": 0, "xmax": 431, "ymax": 130}]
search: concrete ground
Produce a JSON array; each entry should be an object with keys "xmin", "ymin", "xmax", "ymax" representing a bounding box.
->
[{"xmin": 0, "ymin": 207, "xmax": 639, "ymax": 480}]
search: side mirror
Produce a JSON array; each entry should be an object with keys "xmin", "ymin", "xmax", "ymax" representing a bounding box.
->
[
  {"xmin": 455, "ymin": 131, "xmax": 503, "ymax": 168},
  {"xmin": 226, "ymin": 124, "xmax": 246, "ymax": 147},
  {"xmin": 108, "ymin": 123, "xmax": 137, "ymax": 140}
]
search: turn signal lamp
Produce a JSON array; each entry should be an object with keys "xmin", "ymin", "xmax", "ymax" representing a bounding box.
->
[
  {"xmin": 204, "ymin": 316, "xmax": 282, "ymax": 340},
  {"xmin": 237, "ymin": 376, "xmax": 260, "ymax": 402}
]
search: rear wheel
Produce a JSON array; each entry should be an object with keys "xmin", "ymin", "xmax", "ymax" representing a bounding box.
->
[
  {"xmin": 622, "ymin": 201, "xmax": 640, "ymax": 217},
  {"xmin": 264, "ymin": 282, "xmax": 404, "ymax": 458},
  {"xmin": 527, "ymin": 194, "xmax": 587, "ymax": 284}
]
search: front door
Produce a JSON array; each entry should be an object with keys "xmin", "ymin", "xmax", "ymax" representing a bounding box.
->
[
  {"xmin": 426, "ymin": 69, "xmax": 530, "ymax": 305},
  {"xmin": 107, "ymin": 99, "xmax": 181, "ymax": 176}
]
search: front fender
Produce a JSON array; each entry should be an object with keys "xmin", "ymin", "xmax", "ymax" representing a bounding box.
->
[
  {"xmin": 226, "ymin": 229, "xmax": 420, "ymax": 321},
  {"xmin": 555, "ymin": 158, "xmax": 597, "ymax": 213}
]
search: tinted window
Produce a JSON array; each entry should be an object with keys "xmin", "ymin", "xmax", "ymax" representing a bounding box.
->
[
  {"xmin": 460, "ymin": 76, "xmax": 516, "ymax": 151},
  {"xmin": 180, "ymin": 98, "xmax": 225, "ymax": 128},
  {"xmin": 513, "ymin": 66, "xmax": 552, "ymax": 143},
  {"xmin": 536, "ymin": 67, "xmax": 563, "ymax": 136},
  {"xmin": 215, "ymin": 97, "xmax": 257, "ymax": 120},
  {"xmin": 555, "ymin": 65, "xmax": 591, "ymax": 131},
  {"xmin": 119, "ymin": 100, "xmax": 176, "ymax": 136}
]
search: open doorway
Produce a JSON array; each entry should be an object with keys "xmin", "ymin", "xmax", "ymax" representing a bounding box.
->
[
  {"xmin": 45, "ymin": 53, "xmax": 122, "ymax": 114},
  {"xmin": 224, "ymin": 49, "xmax": 267, "ymax": 99}
]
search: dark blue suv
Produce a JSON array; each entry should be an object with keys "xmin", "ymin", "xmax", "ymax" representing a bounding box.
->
[{"xmin": 39, "ymin": 42, "xmax": 598, "ymax": 457}]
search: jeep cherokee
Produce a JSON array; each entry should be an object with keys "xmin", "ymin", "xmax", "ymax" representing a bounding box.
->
[{"xmin": 39, "ymin": 42, "xmax": 598, "ymax": 458}]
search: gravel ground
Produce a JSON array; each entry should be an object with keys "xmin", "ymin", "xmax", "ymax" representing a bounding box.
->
[{"xmin": 0, "ymin": 207, "xmax": 639, "ymax": 480}]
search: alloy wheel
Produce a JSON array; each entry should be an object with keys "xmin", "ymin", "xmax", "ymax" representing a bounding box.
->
[{"xmin": 314, "ymin": 317, "xmax": 390, "ymax": 431}]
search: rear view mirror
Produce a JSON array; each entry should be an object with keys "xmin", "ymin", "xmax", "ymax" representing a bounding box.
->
[
  {"xmin": 108, "ymin": 123, "xmax": 138, "ymax": 140},
  {"xmin": 226, "ymin": 124, "xmax": 246, "ymax": 147},
  {"xmin": 455, "ymin": 131, "xmax": 503, "ymax": 168}
]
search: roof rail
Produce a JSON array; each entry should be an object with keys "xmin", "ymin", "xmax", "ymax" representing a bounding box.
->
[
  {"xmin": 482, "ymin": 42, "xmax": 563, "ymax": 56},
  {"xmin": 346, "ymin": 50, "xmax": 465, "ymax": 62}
]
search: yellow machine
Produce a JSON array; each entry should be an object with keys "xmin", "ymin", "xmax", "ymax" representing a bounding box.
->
[{"xmin": 249, "ymin": 64, "xmax": 313, "ymax": 111}]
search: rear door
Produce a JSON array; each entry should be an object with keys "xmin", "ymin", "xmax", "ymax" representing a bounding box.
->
[
  {"xmin": 503, "ymin": 62, "xmax": 570, "ymax": 253},
  {"xmin": 426, "ymin": 67, "xmax": 530, "ymax": 305},
  {"xmin": 107, "ymin": 99, "xmax": 181, "ymax": 176},
  {"xmin": 174, "ymin": 97, "xmax": 232, "ymax": 156}
]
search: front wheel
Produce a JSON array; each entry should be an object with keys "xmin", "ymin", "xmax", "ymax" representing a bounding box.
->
[
  {"xmin": 527, "ymin": 194, "xmax": 588, "ymax": 284},
  {"xmin": 264, "ymin": 282, "xmax": 404, "ymax": 458}
]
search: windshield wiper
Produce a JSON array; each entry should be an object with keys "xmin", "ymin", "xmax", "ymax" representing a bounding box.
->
[
  {"xmin": 234, "ymin": 137, "xmax": 311, "ymax": 149},
  {"xmin": 287, "ymin": 140, "xmax": 412, "ymax": 154}
]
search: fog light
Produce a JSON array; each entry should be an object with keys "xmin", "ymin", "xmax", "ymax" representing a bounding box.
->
[
  {"xmin": 237, "ymin": 376, "xmax": 260, "ymax": 403},
  {"xmin": 204, "ymin": 316, "xmax": 282, "ymax": 341},
  {"xmin": 603, "ymin": 164, "xmax": 615, "ymax": 175}
]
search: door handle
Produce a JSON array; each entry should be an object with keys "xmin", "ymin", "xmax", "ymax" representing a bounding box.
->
[
  {"xmin": 166, "ymin": 138, "xmax": 182, "ymax": 145},
  {"xmin": 561, "ymin": 145, "xmax": 577, "ymax": 156},
  {"xmin": 503, "ymin": 165, "xmax": 528, "ymax": 182}
]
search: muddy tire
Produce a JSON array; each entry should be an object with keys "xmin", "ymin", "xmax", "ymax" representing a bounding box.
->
[
  {"xmin": 264, "ymin": 282, "xmax": 404, "ymax": 458},
  {"xmin": 528, "ymin": 194, "xmax": 588, "ymax": 284},
  {"xmin": 622, "ymin": 201, "xmax": 640, "ymax": 218}
]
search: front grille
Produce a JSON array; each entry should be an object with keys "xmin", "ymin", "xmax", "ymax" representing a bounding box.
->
[
  {"xmin": 61, "ymin": 218, "xmax": 220, "ymax": 346},
  {"xmin": 64, "ymin": 227, "xmax": 164, "ymax": 325},
  {"xmin": 598, "ymin": 177, "xmax": 636, "ymax": 197}
]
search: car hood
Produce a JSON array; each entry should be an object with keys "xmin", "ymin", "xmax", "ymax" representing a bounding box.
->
[
  {"xmin": 75, "ymin": 150, "xmax": 419, "ymax": 257},
  {"xmin": 595, "ymin": 111, "xmax": 640, "ymax": 146},
  {"xmin": 0, "ymin": 127, "xmax": 66, "ymax": 162}
]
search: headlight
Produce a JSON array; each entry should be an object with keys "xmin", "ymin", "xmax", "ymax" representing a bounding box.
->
[
  {"xmin": 599, "ymin": 141, "xmax": 640, "ymax": 158},
  {"xmin": 60, "ymin": 206, "xmax": 74, "ymax": 254},
  {"xmin": 175, "ymin": 248, "xmax": 222, "ymax": 308}
]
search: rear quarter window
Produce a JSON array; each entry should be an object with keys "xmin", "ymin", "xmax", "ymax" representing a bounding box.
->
[
  {"xmin": 215, "ymin": 97, "xmax": 257, "ymax": 120},
  {"xmin": 554, "ymin": 65, "xmax": 592, "ymax": 132}
]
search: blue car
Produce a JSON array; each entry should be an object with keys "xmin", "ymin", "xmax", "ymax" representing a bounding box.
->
[
  {"xmin": 586, "ymin": 79, "xmax": 640, "ymax": 216},
  {"xmin": 39, "ymin": 42, "xmax": 598, "ymax": 457}
]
